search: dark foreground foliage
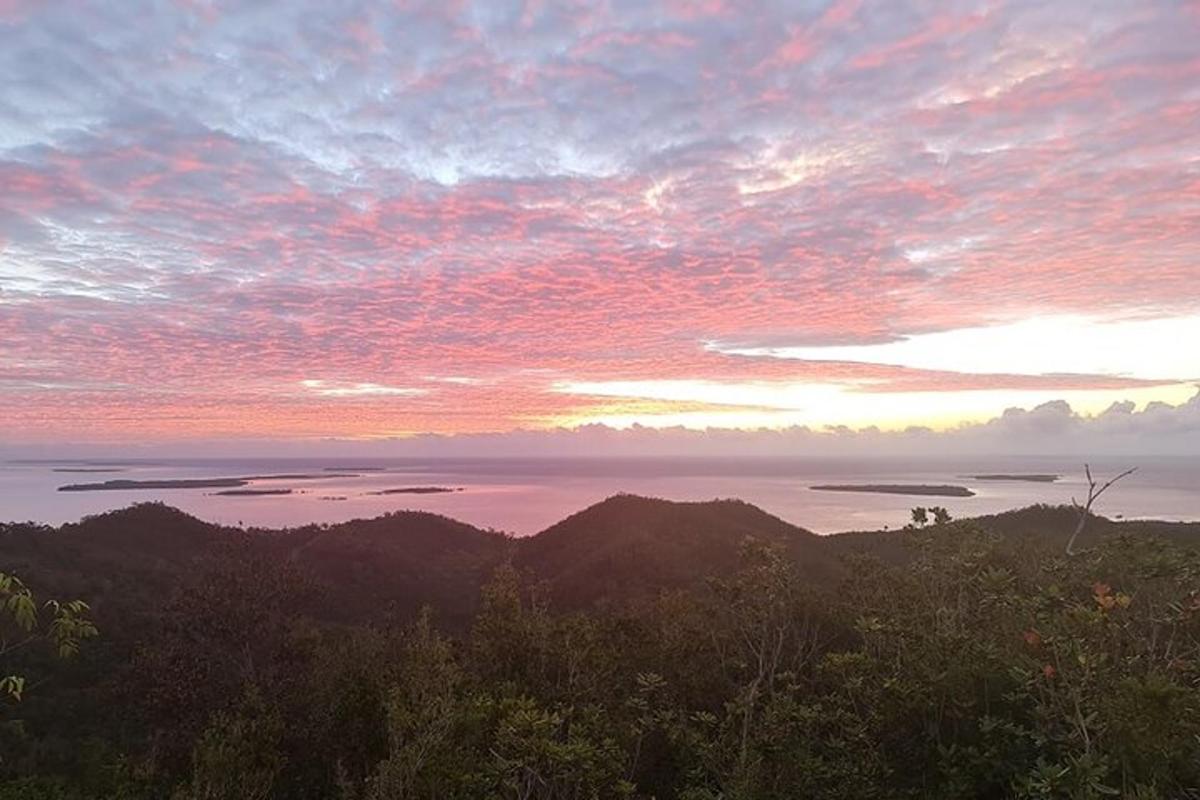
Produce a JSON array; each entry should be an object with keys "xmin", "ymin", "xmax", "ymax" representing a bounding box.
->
[{"xmin": 1, "ymin": 499, "xmax": 1199, "ymax": 799}]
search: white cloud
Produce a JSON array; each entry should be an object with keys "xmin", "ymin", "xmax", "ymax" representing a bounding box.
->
[
  {"xmin": 711, "ymin": 314, "xmax": 1200, "ymax": 382},
  {"xmin": 300, "ymin": 380, "xmax": 426, "ymax": 397}
]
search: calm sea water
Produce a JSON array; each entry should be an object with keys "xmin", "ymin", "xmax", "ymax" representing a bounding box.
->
[{"xmin": 2, "ymin": 456, "xmax": 1197, "ymax": 535}]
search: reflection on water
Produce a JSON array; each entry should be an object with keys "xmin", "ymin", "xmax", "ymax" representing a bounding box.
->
[{"xmin": 2, "ymin": 456, "xmax": 1197, "ymax": 535}]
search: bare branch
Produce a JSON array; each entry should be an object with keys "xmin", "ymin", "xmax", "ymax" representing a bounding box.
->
[
  {"xmin": 1090, "ymin": 467, "xmax": 1138, "ymax": 505},
  {"xmin": 1066, "ymin": 464, "xmax": 1137, "ymax": 556}
]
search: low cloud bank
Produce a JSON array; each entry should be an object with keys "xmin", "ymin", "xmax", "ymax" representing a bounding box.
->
[{"xmin": 6, "ymin": 390, "xmax": 1198, "ymax": 461}]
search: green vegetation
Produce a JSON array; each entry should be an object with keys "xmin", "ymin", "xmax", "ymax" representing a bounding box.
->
[
  {"xmin": 909, "ymin": 506, "xmax": 952, "ymax": 527},
  {"xmin": 1, "ymin": 572, "xmax": 96, "ymax": 703},
  {"xmin": 1, "ymin": 497, "xmax": 1198, "ymax": 798}
]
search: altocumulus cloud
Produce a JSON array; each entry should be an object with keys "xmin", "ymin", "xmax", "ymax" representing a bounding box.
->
[{"xmin": 0, "ymin": 0, "xmax": 1197, "ymax": 447}]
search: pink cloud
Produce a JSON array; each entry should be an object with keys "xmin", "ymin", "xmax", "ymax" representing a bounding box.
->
[{"xmin": 0, "ymin": 0, "xmax": 1196, "ymax": 445}]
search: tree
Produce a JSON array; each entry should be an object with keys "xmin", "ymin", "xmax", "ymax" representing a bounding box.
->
[
  {"xmin": 172, "ymin": 689, "xmax": 283, "ymax": 800},
  {"xmin": 364, "ymin": 609, "xmax": 465, "ymax": 800},
  {"xmin": 132, "ymin": 542, "xmax": 316, "ymax": 778}
]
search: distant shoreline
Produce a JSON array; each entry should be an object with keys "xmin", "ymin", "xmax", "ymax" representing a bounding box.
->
[
  {"xmin": 811, "ymin": 484, "xmax": 976, "ymax": 498},
  {"xmin": 970, "ymin": 474, "xmax": 1060, "ymax": 483},
  {"xmin": 52, "ymin": 468, "xmax": 128, "ymax": 474}
]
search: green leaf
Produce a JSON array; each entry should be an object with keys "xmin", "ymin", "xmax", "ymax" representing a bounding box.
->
[
  {"xmin": 7, "ymin": 593, "xmax": 37, "ymax": 631},
  {"xmin": 0, "ymin": 675, "xmax": 26, "ymax": 702}
]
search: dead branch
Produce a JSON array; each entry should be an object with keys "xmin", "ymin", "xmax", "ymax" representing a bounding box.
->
[{"xmin": 1066, "ymin": 463, "xmax": 1137, "ymax": 556}]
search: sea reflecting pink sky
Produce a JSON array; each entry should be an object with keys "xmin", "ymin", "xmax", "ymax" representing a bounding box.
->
[{"xmin": 3, "ymin": 457, "xmax": 1196, "ymax": 535}]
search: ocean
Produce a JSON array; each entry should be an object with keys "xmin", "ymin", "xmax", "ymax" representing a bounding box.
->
[{"xmin": 2, "ymin": 456, "xmax": 1197, "ymax": 535}]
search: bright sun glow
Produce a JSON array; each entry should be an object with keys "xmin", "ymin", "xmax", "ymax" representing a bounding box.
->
[
  {"xmin": 552, "ymin": 313, "xmax": 1200, "ymax": 431},
  {"xmin": 708, "ymin": 314, "xmax": 1200, "ymax": 382}
]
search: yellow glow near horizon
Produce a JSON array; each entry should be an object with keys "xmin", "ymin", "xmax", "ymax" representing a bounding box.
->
[{"xmin": 552, "ymin": 380, "xmax": 1197, "ymax": 432}]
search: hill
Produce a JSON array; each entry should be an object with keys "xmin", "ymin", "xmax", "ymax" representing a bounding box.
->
[
  {"xmin": 283, "ymin": 511, "xmax": 509, "ymax": 624},
  {"xmin": 6, "ymin": 499, "xmax": 1197, "ymax": 622},
  {"xmin": 0, "ymin": 503, "xmax": 510, "ymax": 630},
  {"xmin": 0, "ymin": 504, "xmax": 234, "ymax": 627},
  {"xmin": 514, "ymin": 494, "xmax": 837, "ymax": 608},
  {"xmin": 827, "ymin": 503, "xmax": 1200, "ymax": 563}
]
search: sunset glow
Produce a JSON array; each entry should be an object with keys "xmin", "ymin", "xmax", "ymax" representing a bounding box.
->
[{"xmin": 1, "ymin": 0, "xmax": 1198, "ymax": 447}]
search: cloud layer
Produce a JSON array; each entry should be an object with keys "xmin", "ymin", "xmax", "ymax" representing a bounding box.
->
[{"xmin": 1, "ymin": 0, "xmax": 1198, "ymax": 446}]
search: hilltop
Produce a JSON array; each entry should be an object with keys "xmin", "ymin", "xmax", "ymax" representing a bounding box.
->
[{"xmin": 515, "ymin": 493, "xmax": 837, "ymax": 607}]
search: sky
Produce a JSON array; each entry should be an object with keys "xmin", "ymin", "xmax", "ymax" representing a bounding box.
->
[{"xmin": 1, "ymin": 0, "xmax": 1198, "ymax": 454}]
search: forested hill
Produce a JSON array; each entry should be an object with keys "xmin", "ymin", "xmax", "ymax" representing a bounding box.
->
[
  {"xmin": 515, "ymin": 494, "xmax": 838, "ymax": 608},
  {"xmin": 824, "ymin": 503, "xmax": 1200, "ymax": 562},
  {"xmin": 3, "ymin": 497, "xmax": 1200, "ymax": 798},
  {"xmin": 1, "ymin": 504, "xmax": 510, "ymax": 629},
  {"xmin": 3, "ymin": 497, "xmax": 1198, "ymax": 623}
]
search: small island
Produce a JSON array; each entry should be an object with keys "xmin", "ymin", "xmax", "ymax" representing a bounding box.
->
[
  {"xmin": 52, "ymin": 467, "xmax": 128, "ymax": 473},
  {"xmin": 367, "ymin": 486, "xmax": 462, "ymax": 495},
  {"xmin": 325, "ymin": 466, "xmax": 386, "ymax": 472},
  {"xmin": 242, "ymin": 473, "xmax": 361, "ymax": 480},
  {"xmin": 811, "ymin": 484, "xmax": 976, "ymax": 497},
  {"xmin": 59, "ymin": 473, "xmax": 360, "ymax": 492},
  {"xmin": 212, "ymin": 488, "xmax": 294, "ymax": 497},
  {"xmin": 60, "ymin": 478, "xmax": 250, "ymax": 492},
  {"xmin": 970, "ymin": 474, "xmax": 1060, "ymax": 482}
]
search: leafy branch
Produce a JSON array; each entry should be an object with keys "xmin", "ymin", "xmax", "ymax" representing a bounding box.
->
[{"xmin": 1, "ymin": 571, "xmax": 98, "ymax": 702}]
